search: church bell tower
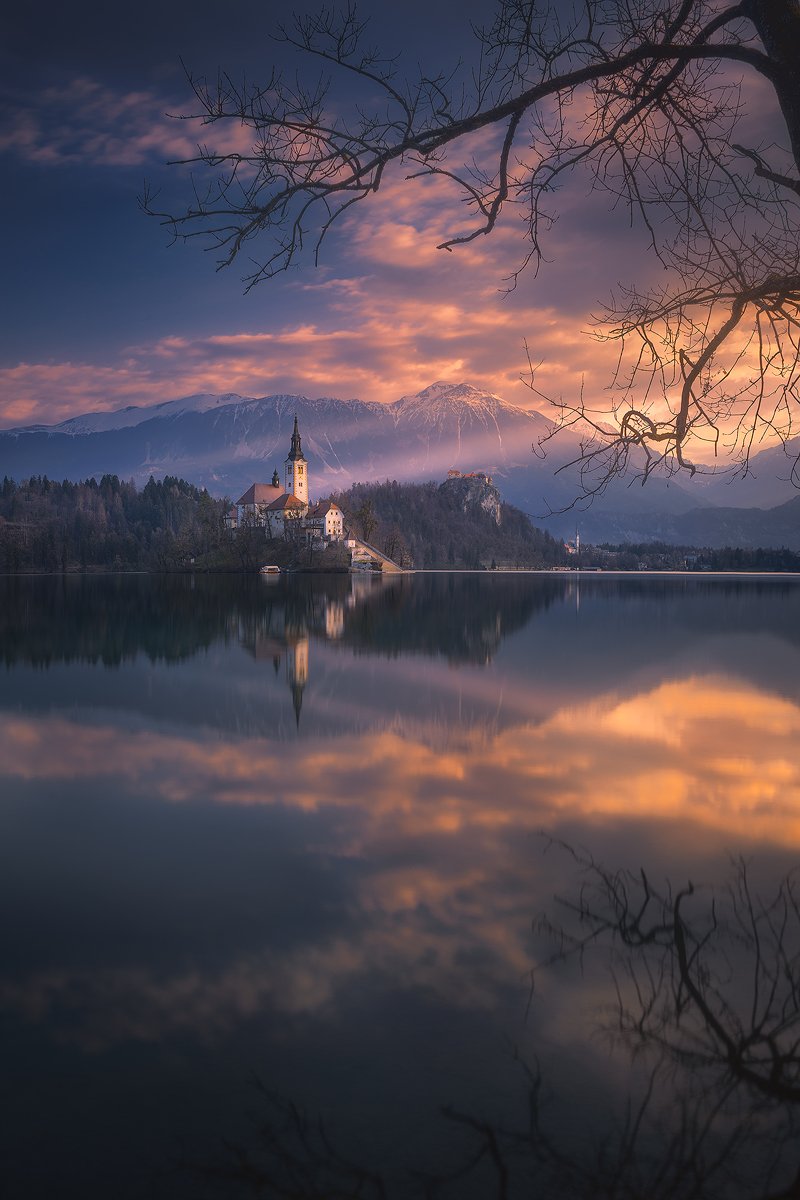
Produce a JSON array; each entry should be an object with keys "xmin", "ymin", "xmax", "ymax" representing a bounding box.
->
[{"xmin": 284, "ymin": 414, "xmax": 308, "ymax": 503}]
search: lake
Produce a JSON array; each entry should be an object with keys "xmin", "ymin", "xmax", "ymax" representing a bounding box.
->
[{"xmin": 2, "ymin": 571, "xmax": 800, "ymax": 1198}]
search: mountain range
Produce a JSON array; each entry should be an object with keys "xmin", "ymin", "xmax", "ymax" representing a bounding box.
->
[{"xmin": 2, "ymin": 381, "xmax": 799, "ymax": 548}]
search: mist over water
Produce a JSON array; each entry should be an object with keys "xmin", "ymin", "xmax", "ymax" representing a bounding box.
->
[{"xmin": 2, "ymin": 572, "xmax": 799, "ymax": 1198}]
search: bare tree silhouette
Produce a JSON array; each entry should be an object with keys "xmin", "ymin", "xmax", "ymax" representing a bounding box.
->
[{"xmin": 144, "ymin": 1, "xmax": 800, "ymax": 494}]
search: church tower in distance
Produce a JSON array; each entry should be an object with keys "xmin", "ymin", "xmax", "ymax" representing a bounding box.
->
[{"xmin": 285, "ymin": 414, "xmax": 308, "ymax": 503}]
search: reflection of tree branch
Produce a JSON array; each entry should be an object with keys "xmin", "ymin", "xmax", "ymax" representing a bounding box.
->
[
  {"xmin": 535, "ymin": 842, "xmax": 800, "ymax": 1109},
  {"xmin": 182, "ymin": 1082, "xmax": 388, "ymax": 1198}
]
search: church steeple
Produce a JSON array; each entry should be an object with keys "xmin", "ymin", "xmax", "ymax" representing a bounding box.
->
[
  {"xmin": 284, "ymin": 414, "xmax": 308, "ymax": 503},
  {"xmin": 286, "ymin": 633, "xmax": 309, "ymax": 729},
  {"xmin": 287, "ymin": 414, "xmax": 305, "ymax": 462}
]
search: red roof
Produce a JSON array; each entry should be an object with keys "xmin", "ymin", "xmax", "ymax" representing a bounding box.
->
[
  {"xmin": 236, "ymin": 482, "xmax": 283, "ymax": 506},
  {"xmin": 308, "ymin": 500, "xmax": 342, "ymax": 517},
  {"xmin": 266, "ymin": 493, "xmax": 307, "ymax": 512}
]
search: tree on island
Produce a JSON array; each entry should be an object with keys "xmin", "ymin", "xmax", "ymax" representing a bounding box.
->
[{"xmin": 145, "ymin": 0, "xmax": 800, "ymax": 498}]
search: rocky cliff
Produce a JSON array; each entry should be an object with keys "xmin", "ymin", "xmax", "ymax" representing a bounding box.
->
[{"xmin": 438, "ymin": 473, "xmax": 502, "ymax": 525}]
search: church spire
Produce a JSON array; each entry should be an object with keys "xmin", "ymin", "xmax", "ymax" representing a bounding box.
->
[
  {"xmin": 284, "ymin": 414, "xmax": 309, "ymax": 503},
  {"xmin": 287, "ymin": 414, "xmax": 306, "ymax": 462}
]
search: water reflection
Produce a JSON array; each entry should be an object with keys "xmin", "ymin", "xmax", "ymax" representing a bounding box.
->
[
  {"xmin": 0, "ymin": 571, "xmax": 566, "ymax": 670},
  {"xmin": 1, "ymin": 573, "xmax": 800, "ymax": 1198}
]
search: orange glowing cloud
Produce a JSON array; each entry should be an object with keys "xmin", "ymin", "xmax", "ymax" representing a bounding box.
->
[
  {"xmin": 0, "ymin": 120, "xmax": 628, "ymax": 428},
  {"xmin": 1, "ymin": 672, "xmax": 799, "ymax": 846},
  {"xmin": 3, "ymin": 67, "xmax": 791, "ymax": 470}
]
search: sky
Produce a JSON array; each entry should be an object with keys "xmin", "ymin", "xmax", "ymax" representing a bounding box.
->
[{"xmin": 0, "ymin": 0, "xmax": 786, "ymax": 432}]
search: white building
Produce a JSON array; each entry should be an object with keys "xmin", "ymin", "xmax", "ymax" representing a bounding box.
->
[{"xmin": 305, "ymin": 499, "xmax": 345, "ymax": 541}]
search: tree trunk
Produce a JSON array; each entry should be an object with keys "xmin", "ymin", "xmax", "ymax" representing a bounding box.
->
[{"xmin": 745, "ymin": 0, "xmax": 800, "ymax": 173}]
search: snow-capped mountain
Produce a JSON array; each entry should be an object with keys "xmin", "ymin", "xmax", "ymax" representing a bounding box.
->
[
  {"xmin": 389, "ymin": 381, "xmax": 536, "ymax": 428},
  {"xmin": 50, "ymin": 393, "xmax": 250, "ymax": 436}
]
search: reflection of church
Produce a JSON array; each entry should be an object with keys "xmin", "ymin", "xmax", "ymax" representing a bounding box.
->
[
  {"xmin": 243, "ymin": 621, "xmax": 312, "ymax": 728},
  {"xmin": 237, "ymin": 574, "xmax": 391, "ymax": 727},
  {"xmin": 285, "ymin": 631, "xmax": 309, "ymax": 726},
  {"xmin": 227, "ymin": 416, "xmax": 345, "ymax": 544}
]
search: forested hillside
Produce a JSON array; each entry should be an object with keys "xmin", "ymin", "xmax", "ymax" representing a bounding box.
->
[
  {"xmin": 332, "ymin": 479, "xmax": 567, "ymax": 569},
  {"xmin": 0, "ymin": 473, "xmax": 568, "ymax": 573},
  {"xmin": 0, "ymin": 475, "xmax": 230, "ymax": 572}
]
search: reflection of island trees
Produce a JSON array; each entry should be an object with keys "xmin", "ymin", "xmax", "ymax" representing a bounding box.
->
[
  {"xmin": 0, "ymin": 574, "xmax": 232, "ymax": 667},
  {"xmin": 238, "ymin": 572, "xmax": 568, "ymax": 670},
  {"xmin": 569, "ymin": 575, "xmax": 800, "ymax": 658},
  {"xmin": 338, "ymin": 574, "xmax": 800, "ymax": 668},
  {"xmin": 0, "ymin": 573, "xmax": 366, "ymax": 669},
  {"xmin": 340, "ymin": 573, "xmax": 566, "ymax": 665},
  {"xmin": 0, "ymin": 572, "xmax": 568, "ymax": 671},
  {"xmin": 5, "ymin": 572, "xmax": 799, "ymax": 673},
  {"xmin": 0, "ymin": 574, "xmax": 288, "ymax": 668},
  {"xmin": 189, "ymin": 853, "xmax": 800, "ymax": 1200}
]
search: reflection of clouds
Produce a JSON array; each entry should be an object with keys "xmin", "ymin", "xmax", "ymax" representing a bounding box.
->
[
  {"xmin": 0, "ymin": 904, "xmax": 529, "ymax": 1052},
  {"xmin": 3, "ymin": 673, "xmax": 800, "ymax": 838},
  {"xmin": 535, "ymin": 676, "xmax": 800, "ymax": 837},
  {"xmin": 0, "ymin": 944, "xmax": 372, "ymax": 1051},
  {"xmin": 4, "ymin": 672, "xmax": 799, "ymax": 1047}
]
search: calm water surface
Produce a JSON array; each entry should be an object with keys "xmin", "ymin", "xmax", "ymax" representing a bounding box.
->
[{"xmin": 2, "ymin": 572, "xmax": 800, "ymax": 1198}]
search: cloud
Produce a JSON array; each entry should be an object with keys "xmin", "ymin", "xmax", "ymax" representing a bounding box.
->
[
  {"xmin": 0, "ymin": 117, "xmax": 634, "ymax": 426},
  {"xmin": 0, "ymin": 298, "xmax": 610, "ymax": 428},
  {"xmin": 0, "ymin": 76, "xmax": 252, "ymax": 168},
  {"xmin": 2, "ymin": 55, "xmax": 794, "ymax": 472},
  {"xmin": 2, "ymin": 107, "xmax": 785, "ymax": 467},
  {"xmin": 0, "ymin": 79, "xmax": 770, "ymax": 458}
]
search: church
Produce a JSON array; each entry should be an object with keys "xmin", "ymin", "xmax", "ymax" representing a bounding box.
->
[{"xmin": 227, "ymin": 416, "xmax": 345, "ymax": 543}]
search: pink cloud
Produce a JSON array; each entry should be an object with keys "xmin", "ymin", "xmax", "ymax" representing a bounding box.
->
[{"xmin": 3, "ymin": 102, "xmax": 784, "ymax": 465}]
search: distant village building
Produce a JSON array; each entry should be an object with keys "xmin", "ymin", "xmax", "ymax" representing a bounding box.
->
[{"xmin": 229, "ymin": 416, "xmax": 346, "ymax": 546}]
